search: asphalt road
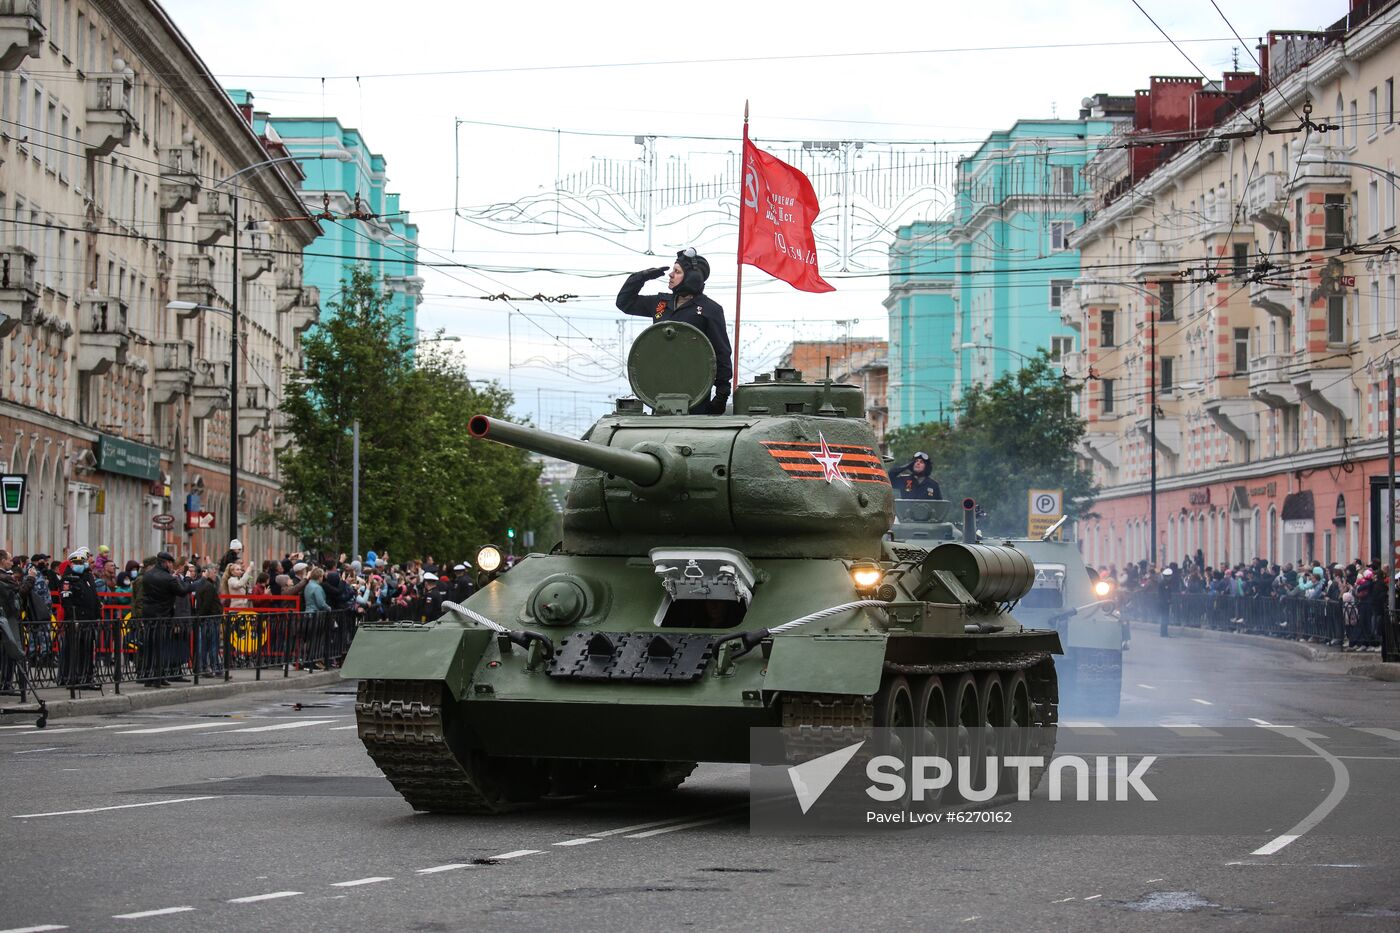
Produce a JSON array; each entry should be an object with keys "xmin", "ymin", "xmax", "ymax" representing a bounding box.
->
[{"xmin": 2, "ymin": 630, "xmax": 1399, "ymax": 933}]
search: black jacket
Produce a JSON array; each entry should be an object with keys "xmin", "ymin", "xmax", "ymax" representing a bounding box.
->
[
  {"xmin": 59, "ymin": 569, "xmax": 102, "ymax": 622},
  {"xmin": 192, "ymin": 577, "xmax": 223, "ymax": 617},
  {"xmin": 616, "ymin": 271, "xmax": 734, "ymax": 400},
  {"xmin": 0, "ymin": 573, "xmax": 22, "ymax": 626},
  {"xmin": 888, "ymin": 464, "xmax": 943, "ymax": 500},
  {"xmin": 422, "ymin": 585, "xmax": 449, "ymax": 623},
  {"xmin": 140, "ymin": 565, "xmax": 192, "ymax": 619}
]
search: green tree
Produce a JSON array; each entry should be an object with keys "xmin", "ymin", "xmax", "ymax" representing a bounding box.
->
[
  {"xmin": 887, "ymin": 352, "xmax": 1096, "ymax": 536},
  {"xmin": 261, "ymin": 265, "xmax": 554, "ymax": 558}
]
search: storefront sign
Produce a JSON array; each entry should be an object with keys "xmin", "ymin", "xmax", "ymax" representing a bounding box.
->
[
  {"xmin": 0, "ymin": 474, "xmax": 25, "ymax": 514},
  {"xmin": 1188, "ymin": 489, "xmax": 1211, "ymax": 506},
  {"xmin": 1248, "ymin": 483, "xmax": 1277, "ymax": 498},
  {"xmin": 1282, "ymin": 518, "xmax": 1315, "ymax": 534},
  {"xmin": 95, "ymin": 434, "xmax": 161, "ymax": 481},
  {"xmin": 186, "ymin": 511, "xmax": 216, "ymax": 530}
]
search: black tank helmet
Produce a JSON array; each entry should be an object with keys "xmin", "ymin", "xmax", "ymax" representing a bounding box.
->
[{"xmin": 675, "ymin": 248, "xmax": 709, "ymax": 296}]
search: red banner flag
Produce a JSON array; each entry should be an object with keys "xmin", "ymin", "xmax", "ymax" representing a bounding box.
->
[{"xmin": 739, "ymin": 138, "xmax": 834, "ymax": 294}]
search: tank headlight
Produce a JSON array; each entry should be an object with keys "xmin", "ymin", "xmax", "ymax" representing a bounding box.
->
[
  {"xmin": 1093, "ymin": 579, "xmax": 1113, "ymax": 598},
  {"xmin": 476, "ymin": 545, "xmax": 504, "ymax": 574},
  {"xmin": 850, "ymin": 561, "xmax": 883, "ymax": 594}
]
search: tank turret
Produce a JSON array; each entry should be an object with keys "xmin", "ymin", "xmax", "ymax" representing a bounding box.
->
[{"xmin": 470, "ymin": 321, "xmax": 894, "ymax": 559}]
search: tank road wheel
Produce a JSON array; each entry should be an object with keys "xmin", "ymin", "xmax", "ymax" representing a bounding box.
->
[
  {"xmin": 945, "ymin": 673, "xmax": 982, "ymax": 802},
  {"xmin": 1000, "ymin": 671, "xmax": 1035, "ymax": 796},
  {"xmin": 355, "ymin": 679, "xmax": 548, "ymax": 814},
  {"xmin": 973, "ymin": 672, "xmax": 1005, "ymax": 799},
  {"xmin": 914, "ymin": 675, "xmax": 950, "ymax": 807},
  {"xmin": 874, "ymin": 675, "xmax": 916, "ymax": 807}
]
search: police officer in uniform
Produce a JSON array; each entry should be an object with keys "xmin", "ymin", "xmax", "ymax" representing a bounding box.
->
[
  {"xmin": 888, "ymin": 451, "xmax": 944, "ymax": 500},
  {"xmin": 421, "ymin": 572, "xmax": 449, "ymax": 623},
  {"xmin": 139, "ymin": 551, "xmax": 192, "ymax": 686},
  {"xmin": 616, "ymin": 248, "xmax": 733, "ymax": 414},
  {"xmin": 58, "ymin": 547, "xmax": 101, "ymax": 689}
]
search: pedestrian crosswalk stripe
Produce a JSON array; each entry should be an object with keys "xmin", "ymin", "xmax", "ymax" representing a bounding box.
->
[
  {"xmin": 112, "ymin": 907, "xmax": 195, "ymax": 919},
  {"xmin": 216, "ymin": 719, "xmax": 336, "ymax": 734},
  {"xmin": 117, "ymin": 722, "xmax": 242, "ymax": 735},
  {"xmin": 1356, "ymin": 727, "xmax": 1400, "ymax": 742}
]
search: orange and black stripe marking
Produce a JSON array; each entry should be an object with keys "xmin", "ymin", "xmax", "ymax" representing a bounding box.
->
[{"xmin": 760, "ymin": 440, "xmax": 890, "ymax": 484}]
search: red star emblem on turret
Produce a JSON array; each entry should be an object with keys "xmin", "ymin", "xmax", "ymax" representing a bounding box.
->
[{"xmin": 809, "ymin": 431, "xmax": 852, "ymax": 486}]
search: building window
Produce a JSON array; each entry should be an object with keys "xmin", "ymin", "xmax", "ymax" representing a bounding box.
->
[
  {"xmin": 1389, "ymin": 160, "xmax": 1397, "ymax": 231},
  {"xmin": 1102, "ymin": 378, "xmax": 1115, "ymax": 414},
  {"xmin": 1050, "ymin": 221, "xmax": 1074, "ymax": 251},
  {"xmin": 1388, "ymin": 274, "xmax": 1398, "ymax": 333},
  {"xmin": 1328, "ymin": 294, "xmax": 1346, "ymax": 344},
  {"xmin": 1349, "ymin": 99, "xmax": 1358, "ymax": 148},
  {"xmin": 1049, "ymin": 279, "xmax": 1072, "ymax": 309},
  {"xmin": 1324, "ymin": 194, "xmax": 1347, "ymax": 248},
  {"xmin": 1049, "ymin": 335, "xmax": 1074, "ymax": 362},
  {"xmin": 1101, "ymin": 309, "xmax": 1116, "ymax": 347},
  {"xmin": 1369, "ymin": 179, "xmax": 1380, "ymax": 238},
  {"xmin": 1158, "ymin": 281, "xmax": 1175, "ymax": 321},
  {"xmin": 1370, "ymin": 87, "xmax": 1379, "ymax": 137},
  {"xmin": 1052, "ymin": 165, "xmax": 1075, "ymax": 196},
  {"xmin": 1234, "ymin": 327, "xmax": 1249, "ymax": 374},
  {"xmin": 1232, "ymin": 242, "xmax": 1250, "ymax": 280},
  {"xmin": 1372, "ymin": 278, "xmax": 1383, "ymax": 335},
  {"xmin": 1160, "ymin": 356, "xmax": 1174, "ymax": 393}
]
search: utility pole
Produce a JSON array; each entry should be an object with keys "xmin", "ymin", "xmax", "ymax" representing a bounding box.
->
[
  {"xmin": 352, "ymin": 419, "xmax": 360, "ymax": 562},
  {"xmin": 1387, "ymin": 359, "xmax": 1397, "ymax": 662},
  {"xmin": 229, "ymin": 193, "xmax": 240, "ymax": 544}
]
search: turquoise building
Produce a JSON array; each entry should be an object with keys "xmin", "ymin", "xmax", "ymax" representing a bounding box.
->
[
  {"xmin": 886, "ymin": 100, "xmax": 1131, "ymax": 430},
  {"xmin": 226, "ymin": 91, "xmax": 421, "ymax": 341}
]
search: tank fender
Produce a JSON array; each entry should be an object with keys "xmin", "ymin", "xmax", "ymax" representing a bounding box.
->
[
  {"xmin": 339, "ymin": 625, "xmax": 494, "ymax": 697},
  {"xmin": 1066, "ymin": 613, "xmax": 1124, "ymax": 650},
  {"xmin": 761, "ymin": 632, "xmax": 888, "ymax": 698}
]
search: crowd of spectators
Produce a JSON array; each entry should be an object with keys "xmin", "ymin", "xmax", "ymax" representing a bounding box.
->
[
  {"xmin": 1098, "ymin": 552, "xmax": 1392, "ymax": 649},
  {"xmin": 0, "ymin": 539, "xmax": 500, "ymax": 693}
]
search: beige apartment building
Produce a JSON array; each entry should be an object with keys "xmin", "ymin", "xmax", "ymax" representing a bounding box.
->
[
  {"xmin": 0, "ymin": 0, "xmax": 322, "ymax": 562},
  {"xmin": 1062, "ymin": 1, "xmax": 1400, "ymax": 572}
]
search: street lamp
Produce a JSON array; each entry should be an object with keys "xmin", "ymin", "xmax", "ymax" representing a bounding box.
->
[{"xmin": 168, "ymin": 150, "xmax": 352, "ymax": 541}]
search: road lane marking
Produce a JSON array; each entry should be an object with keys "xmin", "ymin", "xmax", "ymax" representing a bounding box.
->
[
  {"xmin": 1161, "ymin": 724, "xmax": 1222, "ymax": 737},
  {"xmin": 624, "ymin": 815, "xmax": 735, "ymax": 838},
  {"xmin": 1051, "ymin": 897, "xmax": 1076, "ymax": 903},
  {"xmin": 416, "ymin": 864, "xmax": 470, "ymax": 874},
  {"xmin": 1146, "ymin": 879, "xmax": 1165, "ymax": 883},
  {"xmin": 1258, "ymin": 724, "xmax": 1327, "ymax": 740},
  {"xmin": 330, "ymin": 877, "xmax": 392, "ymax": 887},
  {"xmin": 0, "ymin": 925, "xmax": 68, "ymax": 932},
  {"xmin": 218, "ymin": 719, "xmax": 336, "ymax": 734},
  {"xmin": 1190, "ymin": 698, "xmax": 1213, "ymax": 706},
  {"xmin": 1135, "ymin": 684, "xmax": 1156, "ymax": 690},
  {"xmin": 112, "ymin": 907, "xmax": 195, "ymax": 920},
  {"xmin": 228, "ymin": 892, "xmax": 301, "ymax": 904},
  {"xmin": 117, "ymin": 723, "xmax": 241, "ymax": 735},
  {"xmin": 1083, "ymin": 894, "xmax": 1102, "ymax": 901},
  {"xmin": 589, "ymin": 804, "xmax": 748, "ymax": 838},
  {"xmin": 1249, "ymin": 730, "xmax": 1351, "ymax": 857},
  {"xmin": 13, "ymin": 796, "xmax": 219, "ymax": 819},
  {"xmin": 14, "ymin": 747, "xmax": 60, "ymax": 755},
  {"xmin": 1248, "ymin": 718, "xmax": 1273, "ymax": 726},
  {"xmin": 490, "ymin": 850, "xmax": 542, "ymax": 860},
  {"xmin": 3, "ymin": 724, "xmax": 136, "ymax": 738},
  {"xmin": 553, "ymin": 838, "xmax": 601, "ymax": 847},
  {"xmin": 329, "ymin": 725, "xmax": 359, "ymax": 731},
  {"xmin": 1357, "ymin": 727, "xmax": 1400, "ymax": 741}
]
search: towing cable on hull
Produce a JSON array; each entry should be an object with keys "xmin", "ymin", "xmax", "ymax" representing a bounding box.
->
[
  {"xmin": 442, "ymin": 600, "xmax": 556, "ymax": 658},
  {"xmin": 715, "ymin": 599, "xmax": 892, "ymax": 659}
]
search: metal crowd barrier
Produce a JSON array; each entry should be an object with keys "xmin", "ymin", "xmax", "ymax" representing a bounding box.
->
[
  {"xmin": 1123, "ymin": 590, "xmax": 1384, "ymax": 647},
  {"xmin": 6, "ymin": 608, "xmax": 358, "ymax": 699}
]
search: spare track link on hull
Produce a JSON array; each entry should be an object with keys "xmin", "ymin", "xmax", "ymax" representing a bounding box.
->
[{"xmin": 355, "ymin": 679, "xmax": 509, "ymax": 814}]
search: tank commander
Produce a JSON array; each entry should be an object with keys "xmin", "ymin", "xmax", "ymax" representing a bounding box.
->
[
  {"xmin": 616, "ymin": 248, "xmax": 733, "ymax": 414},
  {"xmin": 888, "ymin": 451, "xmax": 943, "ymax": 500}
]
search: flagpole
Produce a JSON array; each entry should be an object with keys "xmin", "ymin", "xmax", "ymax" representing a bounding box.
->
[{"xmin": 733, "ymin": 101, "xmax": 749, "ymax": 388}]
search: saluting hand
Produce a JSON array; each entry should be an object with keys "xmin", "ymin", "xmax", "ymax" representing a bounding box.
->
[{"xmin": 641, "ymin": 266, "xmax": 668, "ymax": 281}]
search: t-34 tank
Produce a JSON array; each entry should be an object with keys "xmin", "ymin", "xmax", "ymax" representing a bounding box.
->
[{"xmin": 341, "ymin": 321, "xmax": 1062, "ymax": 812}]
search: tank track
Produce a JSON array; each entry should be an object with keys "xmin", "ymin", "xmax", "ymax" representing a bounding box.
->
[{"xmin": 355, "ymin": 679, "xmax": 516, "ymax": 814}]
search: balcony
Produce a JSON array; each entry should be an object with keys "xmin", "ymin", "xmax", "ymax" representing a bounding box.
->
[
  {"xmin": 1059, "ymin": 349, "xmax": 1086, "ymax": 377},
  {"xmin": 1078, "ymin": 279, "xmax": 1119, "ymax": 307},
  {"xmin": 176, "ymin": 253, "xmax": 217, "ymax": 309},
  {"xmin": 196, "ymin": 189, "xmax": 234, "ymax": 246},
  {"xmin": 1244, "ymin": 173, "xmax": 1289, "ymax": 233},
  {"xmin": 285, "ymin": 285, "xmax": 320, "ymax": 335},
  {"xmin": 1080, "ymin": 430, "xmax": 1122, "ymax": 471},
  {"xmin": 1059, "ymin": 286, "xmax": 1082, "ymax": 331},
  {"xmin": 275, "ymin": 263, "xmax": 302, "ymax": 312},
  {"xmin": 152, "ymin": 339, "xmax": 194, "ymax": 404},
  {"xmin": 384, "ymin": 274, "xmax": 425, "ymax": 298},
  {"xmin": 1294, "ymin": 140, "xmax": 1348, "ymax": 182},
  {"xmin": 159, "ymin": 141, "xmax": 203, "ymax": 215},
  {"xmin": 0, "ymin": 246, "xmax": 38, "ymax": 339},
  {"xmin": 272, "ymin": 410, "xmax": 297, "ymax": 452},
  {"xmin": 1130, "ymin": 240, "xmax": 1176, "ymax": 279},
  {"xmin": 77, "ymin": 296, "xmax": 130, "ymax": 375},
  {"xmin": 1247, "ymin": 353, "xmax": 1297, "ymax": 408},
  {"xmin": 85, "ymin": 65, "xmax": 137, "ymax": 157},
  {"xmin": 1248, "ymin": 278, "xmax": 1293, "ymax": 319},
  {"xmin": 0, "ymin": 0, "xmax": 43, "ymax": 71},
  {"xmin": 239, "ymin": 233, "xmax": 274, "ymax": 282},
  {"xmin": 1204, "ymin": 398, "xmax": 1258, "ymax": 461},
  {"xmin": 237, "ymin": 385, "xmax": 270, "ymax": 437},
  {"xmin": 1134, "ymin": 413, "xmax": 1180, "ymax": 457},
  {"xmin": 191, "ymin": 358, "xmax": 230, "ymax": 421}
]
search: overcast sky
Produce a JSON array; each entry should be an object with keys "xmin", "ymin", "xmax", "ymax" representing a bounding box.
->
[{"xmin": 163, "ymin": 0, "xmax": 1340, "ymax": 430}]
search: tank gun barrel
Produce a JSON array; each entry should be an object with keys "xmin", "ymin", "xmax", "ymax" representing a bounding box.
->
[{"xmin": 468, "ymin": 415, "xmax": 663, "ymax": 487}]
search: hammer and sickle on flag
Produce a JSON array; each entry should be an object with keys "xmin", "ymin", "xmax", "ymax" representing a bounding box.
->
[{"xmin": 740, "ymin": 139, "xmax": 834, "ymax": 294}]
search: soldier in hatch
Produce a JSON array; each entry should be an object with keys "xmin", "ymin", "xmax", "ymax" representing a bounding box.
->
[{"xmin": 888, "ymin": 451, "xmax": 943, "ymax": 500}]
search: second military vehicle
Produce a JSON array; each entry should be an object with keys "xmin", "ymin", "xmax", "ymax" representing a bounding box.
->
[{"xmin": 342, "ymin": 321, "xmax": 1062, "ymax": 812}]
